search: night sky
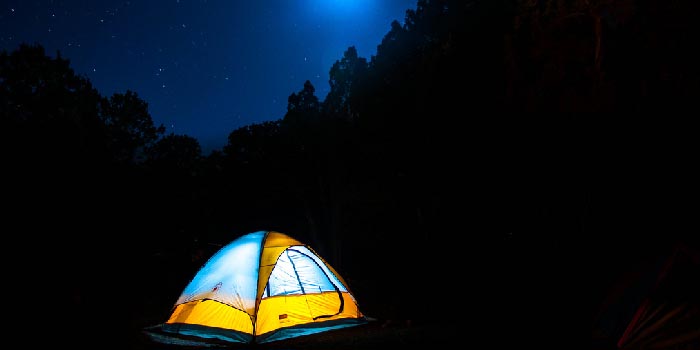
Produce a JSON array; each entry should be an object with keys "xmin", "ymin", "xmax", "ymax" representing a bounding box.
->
[{"xmin": 1, "ymin": 0, "xmax": 417, "ymax": 153}]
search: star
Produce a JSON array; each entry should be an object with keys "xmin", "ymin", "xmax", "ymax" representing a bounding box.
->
[{"xmin": 2, "ymin": 0, "xmax": 419, "ymax": 155}]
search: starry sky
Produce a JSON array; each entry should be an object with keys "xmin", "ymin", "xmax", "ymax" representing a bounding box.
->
[{"xmin": 1, "ymin": 0, "xmax": 417, "ymax": 153}]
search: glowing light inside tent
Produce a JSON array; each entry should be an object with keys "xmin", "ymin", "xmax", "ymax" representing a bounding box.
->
[
  {"xmin": 147, "ymin": 231, "xmax": 368, "ymax": 345},
  {"xmin": 265, "ymin": 247, "xmax": 347, "ymax": 297},
  {"xmin": 176, "ymin": 231, "xmax": 265, "ymax": 313}
]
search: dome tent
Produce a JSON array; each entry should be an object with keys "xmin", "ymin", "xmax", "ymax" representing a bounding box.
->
[{"xmin": 144, "ymin": 231, "xmax": 367, "ymax": 345}]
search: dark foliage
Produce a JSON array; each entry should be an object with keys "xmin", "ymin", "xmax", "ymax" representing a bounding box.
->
[{"xmin": 3, "ymin": 1, "xmax": 697, "ymax": 348}]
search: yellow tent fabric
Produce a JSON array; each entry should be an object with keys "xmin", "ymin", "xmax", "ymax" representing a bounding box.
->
[{"xmin": 145, "ymin": 231, "xmax": 367, "ymax": 345}]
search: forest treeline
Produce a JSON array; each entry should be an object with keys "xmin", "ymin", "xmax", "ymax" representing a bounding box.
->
[{"xmin": 2, "ymin": 0, "xmax": 697, "ymax": 336}]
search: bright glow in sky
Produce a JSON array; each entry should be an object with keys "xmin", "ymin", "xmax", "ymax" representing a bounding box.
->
[{"xmin": 308, "ymin": 0, "xmax": 376, "ymax": 14}]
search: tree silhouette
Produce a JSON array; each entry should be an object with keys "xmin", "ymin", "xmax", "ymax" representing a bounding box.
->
[
  {"xmin": 372, "ymin": 20, "xmax": 408, "ymax": 73},
  {"xmin": 223, "ymin": 120, "xmax": 282, "ymax": 165},
  {"xmin": 283, "ymin": 80, "xmax": 321, "ymax": 131},
  {"xmin": 1, "ymin": 43, "xmax": 106, "ymax": 165},
  {"xmin": 324, "ymin": 46, "xmax": 368, "ymax": 120},
  {"xmin": 146, "ymin": 133, "xmax": 202, "ymax": 175},
  {"xmin": 100, "ymin": 90, "xmax": 166, "ymax": 165}
]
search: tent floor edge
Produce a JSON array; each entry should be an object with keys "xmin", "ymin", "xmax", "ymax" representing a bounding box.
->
[
  {"xmin": 143, "ymin": 323, "xmax": 253, "ymax": 346},
  {"xmin": 256, "ymin": 317, "xmax": 369, "ymax": 344}
]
